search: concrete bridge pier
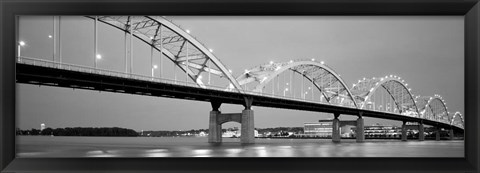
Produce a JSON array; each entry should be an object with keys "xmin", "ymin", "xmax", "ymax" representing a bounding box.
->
[
  {"xmin": 356, "ymin": 112, "xmax": 365, "ymax": 143},
  {"xmin": 208, "ymin": 98, "xmax": 255, "ymax": 144},
  {"xmin": 332, "ymin": 113, "xmax": 341, "ymax": 143},
  {"xmin": 435, "ymin": 127, "xmax": 441, "ymax": 141},
  {"xmin": 240, "ymin": 97, "xmax": 255, "ymax": 144},
  {"xmin": 208, "ymin": 101, "xmax": 223, "ymax": 143},
  {"xmin": 401, "ymin": 121, "xmax": 407, "ymax": 141},
  {"xmin": 418, "ymin": 122, "xmax": 424, "ymax": 141},
  {"xmin": 240, "ymin": 109, "xmax": 254, "ymax": 144},
  {"xmin": 449, "ymin": 128, "xmax": 454, "ymax": 140}
]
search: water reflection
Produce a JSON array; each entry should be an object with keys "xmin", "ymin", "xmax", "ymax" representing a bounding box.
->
[{"xmin": 16, "ymin": 136, "xmax": 464, "ymax": 157}]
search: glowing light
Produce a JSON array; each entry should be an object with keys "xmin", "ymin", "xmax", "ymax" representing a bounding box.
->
[
  {"xmin": 320, "ymin": 61, "xmax": 324, "ymax": 64},
  {"xmin": 150, "ymin": 36, "xmax": 154, "ymax": 40},
  {"xmin": 289, "ymin": 60, "xmax": 293, "ymax": 63},
  {"xmin": 186, "ymin": 29, "xmax": 190, "ymax": 33},
  {"xmin": 48, "ymin": 35, "xmax": 53, "ymax": 38},
  {"xmin": 96, "ymin": 54, "xmax": 102, "ymax": 59},
  {"xmin": 311, "ymin": 58, "xmax": 315, "ymax": 61},
  {"xmin": 244, "ymin": 69, "xmax": 249, "ymax": 73},
  {"xmin": 269, "ymin": 61, "xmax": 274, "ymax": 64},
  {"xmin": 228, "ymin": 69, "xmax": 232, "ymax": 73},
  {"xmin": 153, "ymin": 65, "xmax": 158, "ymax": 69},
  {"xmin": 209, "ymin": 49, "xmax": 213, "ymax": 52},
  {"xmin": 285, "ymin": 88, "xmax": 289, "ymax": 91},
  {"xmin": 198, "ymin": 75, "xmax": 203, "ymax": 79},
  {"xmin": 19, "ymin": 41, "xmax": 26, "ymax": 46},
  {"xmin": 286, "ymin": 83, "xmax": 289, "ymax": 85}
]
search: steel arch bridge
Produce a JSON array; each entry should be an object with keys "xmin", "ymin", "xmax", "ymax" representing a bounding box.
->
[
  {"xmin": 89, "ymin": 16, "xmax": 244, "ymax": 93},
  {"xmin": 451, "ymin": 112, "xmax": 464, "ymax": 129},
  {"xmin": 415, "ymin": 95, "xmax": 450, "ymax": 124},
  {"xmin": 236, "ymin": 59, "xmax": 358, "ymax": 108},
  {"xmin": 16, "ymin": 15, "xmax": 464, "ymax": 143},
  {"xmin": 350, "ymin": 76, "xmax": 418, "ymax": 115}
]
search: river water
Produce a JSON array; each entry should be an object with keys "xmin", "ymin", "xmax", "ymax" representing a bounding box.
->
[{"xmin": 16, "ymin": 136, "xmax": 464, "ymax": 157}]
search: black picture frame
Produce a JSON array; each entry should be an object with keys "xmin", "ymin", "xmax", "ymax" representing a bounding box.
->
[{"xmin": 1, "ymin": 0, "xmax": 478, "ymax": 172}]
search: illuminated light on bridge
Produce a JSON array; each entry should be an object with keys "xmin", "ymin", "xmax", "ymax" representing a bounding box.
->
[{"xmin": 15, "ymin": 15, "xmax": 464, "ymax": 144}]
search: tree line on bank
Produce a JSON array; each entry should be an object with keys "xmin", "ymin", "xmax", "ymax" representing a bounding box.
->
[{"xmin": 16, "ymin": 127, "xmax": 138, "ymax": 137}]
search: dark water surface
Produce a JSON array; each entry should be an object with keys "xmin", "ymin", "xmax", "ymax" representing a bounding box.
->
[{"xmin": 16, "ymin": 136, "xmax": 464, "ymax": 157}]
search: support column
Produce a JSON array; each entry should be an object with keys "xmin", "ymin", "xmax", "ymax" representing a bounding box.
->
[
  {"xmin": 241, "ymin": 97, "xmax": 255, "ymax": 144},
  {"xmin": 401, "ymin": 121, "xmax": 407, "ymax": 141},
  {"xmin": 449, "ymin": 128, "xmax": 454, "ymax": 140},
  {"xmin": 356, "ymin": 113, "xmax": 364, "ymax": 143},
  {"xmin": 436, "ymin": 127, "xmax": 441, "ymax": 141},
  {"xmin": 208, "ymin": 110, "xmax": 222, "ymax": 143},
  {"xmin": 418, "ymin": 122, "xmax": 424, "ymax": 141},
  {"xmin": 241, "ymin": 109, "xmax": 254, "ymax": 144},
  {"xmin": 332, "ymin": 113, "xmax": 341, "ymax": 143},
  {"xmin": 208, "ymin": 101, "xmax": 222, "ymax": 143}
]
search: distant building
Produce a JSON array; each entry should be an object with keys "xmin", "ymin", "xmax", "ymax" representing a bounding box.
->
[
  {"xmin": 197, "ymin": 131, "xmax": 206, "ymax": 137},
  {"xmin": 301, "ymin": 119, "xmax": 357, "ymax": 137},
  {"xmin": 222, "ymin": 129, "xmax": 259, "ymax": 137},
  {"xmin": 303, "ymin": 120, "xmax": 333, "ymax": 137},
  {"xmin": 352, "ymin": 124, "xmax": 401, "ymax": 138},
  {"xmin": 40, "ymin": 123, "xmax": 45, "ymax": 131}
]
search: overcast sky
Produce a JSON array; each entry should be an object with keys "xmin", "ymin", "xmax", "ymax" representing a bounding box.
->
[{"xmin": 16, "ymin": 16, "xmax": 464, "ymax": 131}]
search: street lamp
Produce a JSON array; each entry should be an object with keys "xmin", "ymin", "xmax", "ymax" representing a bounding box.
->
[
  {"xmin": 152, "ymin": 65, "xmax": 158, "ymax": 78},
  {"xmin": 18, "ymin": 41, "xmax": 26, "ymax": 60},
  {"xmin": 95, "ymin": 54, "xmax": 102, "ymax": 71},
  {"xmin": 283, "ymin": 88, "xmax": 289, "ymax": 97}
]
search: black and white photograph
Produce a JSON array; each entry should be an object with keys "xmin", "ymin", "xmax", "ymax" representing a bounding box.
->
[{"xmin": 15, "ymin": 16, "xmax": 465, "ymax": 158}]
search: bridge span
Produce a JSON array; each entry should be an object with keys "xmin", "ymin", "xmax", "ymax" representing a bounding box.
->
[{"xmin": 16, "ymin": 16, "xmax": 464, "ymax": 144}]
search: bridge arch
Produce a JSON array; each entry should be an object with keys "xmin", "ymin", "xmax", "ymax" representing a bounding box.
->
[
  {"xmin": 350, "ymin": 76, "xmax": 419, "ymax": 117},
  {"xmin": 88, "ymin": 16, "xmax": 244, "ymax": 93},
  {"xmin": 415, "ymin": 95, "xmax": 449, "ymax": 124},
  {"xmin": 451, "ymin": 112, "xmax": 464, "ymax": 128},
  {"xmin": 236, "ymin": 59, "xmax": 358, "ymax": 108}
]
